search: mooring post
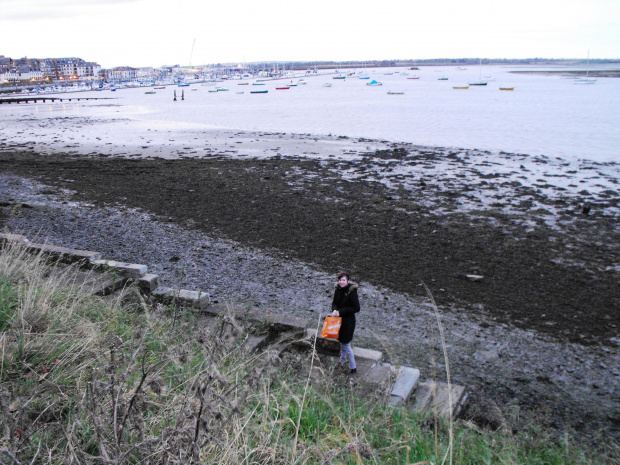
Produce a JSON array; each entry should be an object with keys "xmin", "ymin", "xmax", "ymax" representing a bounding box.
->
[
  {"xmin": 174, "ymin": 90, "xmax": 177, "ymax": 101},
  {"xmin": 182, "ymin": 90, "xmax": 184, "ymax": 100}
]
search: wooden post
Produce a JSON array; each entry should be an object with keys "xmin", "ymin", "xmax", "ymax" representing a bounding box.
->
[{"xmin": 173, "ymin": 90, "xmax": 177, "ymax": 101}]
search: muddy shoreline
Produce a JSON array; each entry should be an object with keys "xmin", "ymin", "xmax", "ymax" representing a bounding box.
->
[{"xmin": 1, "ymin": 147, "xmax": 619, "ymax": 449}]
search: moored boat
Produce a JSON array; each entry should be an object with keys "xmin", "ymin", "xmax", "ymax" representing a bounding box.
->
[
  {"xmin": 387, "ymin": 91, "xmax": 404, "ymax": 95},
  {"xmin": 250, "ymin": 90, "xmax": 268, "ymax": 94},
  {"xmin": 144, "ymin": 91, "xmax": 156, "ymax": 94},
  {"xmin": 366, "ymin": 80, "xmax": 383, "ymax": 86},
  {"xmin": 499, "ymin": 87, "xmax": 515, "ymax": 91},
  {"xmin": 453, "ymin": 86, "xmax": 469, "ymax": 89},
  {"xmin": 332, "ymin": 75, "xmax": 346, "ymax": 79},
  {"xmin": 276, "ymin": 86, "xmax": 290, "ymax": 90}
]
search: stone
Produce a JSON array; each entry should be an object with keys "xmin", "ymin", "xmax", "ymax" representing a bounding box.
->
[
  {"xmin": 92, "ymin": 259, "xmax": 147, "ymax": 278},
  {"xmin": 474, "ymin": 349, "xmax": 499, "ymax": 363}
]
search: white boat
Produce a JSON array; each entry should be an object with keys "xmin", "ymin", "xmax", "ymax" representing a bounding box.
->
[
  {"xmin": 366, "ymin": 80, "xmax": 383, "ymax": 86},
  {"xmin": 575, "ymin": 50, "xmax": 597, "ymax": 84},
  {"xmin": 323, "ymin": 83, "xmax": 332, "ymax": 87},
  {"xmin": 387, "ymin": 91, "xmax": 404, "ymax": 95},
  {"xmin": 469, "ymin": 59, "xmax": 488, "ymax": 86}
]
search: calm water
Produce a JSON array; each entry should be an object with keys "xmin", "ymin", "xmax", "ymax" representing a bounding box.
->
[{"xmin": 3, "ymin": 65, "xmax": 620, "ymax": 163}]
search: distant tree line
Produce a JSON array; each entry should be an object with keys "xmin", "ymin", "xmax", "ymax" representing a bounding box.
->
[{"xmin": 285, "ymin": 57, "xmax": 619, "ymax": 70}]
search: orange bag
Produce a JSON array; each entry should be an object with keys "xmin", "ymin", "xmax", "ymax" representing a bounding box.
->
[{"xmin": 321, "ymin": 316, "xmax": 342, "ymax": 339}]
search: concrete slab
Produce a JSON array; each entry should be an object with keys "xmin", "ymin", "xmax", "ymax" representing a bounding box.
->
[
  {"xmin": 363, "ymin": 365, "xmax": 393, "ymax": 393},
  {"xmin": 391, "ymin": 367, "xmax": 421, "ymax": 403},
  {"xmin": 152, "ymin": 286, "xmax": 209, "ymax": 308},
  {"xmin": 315, "ymin": 336, "xmax": 340, "ymax": 354},
  {"xmin": 242, "ymin": 334, "xmax": 271, "ymax": 353},
  {"xmin": 92, "ymin": 259, "xmax": 147, "ymax": 278},
  {"xmin": 27, "ymin": 243, "xmax": 102, "ymax": 264},
  {"xmin": 0, "ymin": 233, "xmax": 29, "ymax": 245},
  {"xmin": 246, "ymin": 311, "xmax": 308, "ymax": 336},
  {"xmin": 352, "ymin": 347, "xmax": 383, "ymax": 364},
  {"xmin": 414, "ymin": 381, "xmax": 467, "ymax": 418},
  {"xmin": 47, "ymin": 267, "xmax": 126, "ymax": 296}
]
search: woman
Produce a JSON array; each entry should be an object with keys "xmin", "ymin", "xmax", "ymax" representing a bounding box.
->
[{"xmin": 331, "ymin": 272, "xmax": 360, "ymax": 374}]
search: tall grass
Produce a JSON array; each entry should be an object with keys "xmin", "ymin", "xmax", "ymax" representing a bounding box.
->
[{"xmin": 0, "ymin": 239, "xmax": 613, "ymax": 464}]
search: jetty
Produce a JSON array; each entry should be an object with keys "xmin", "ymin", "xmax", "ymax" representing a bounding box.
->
[{"xmin": 0, "ymin": 96, "xmax": 115, "ymax": 104}]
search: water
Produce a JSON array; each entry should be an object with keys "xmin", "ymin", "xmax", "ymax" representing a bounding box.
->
[{"xmin": 1, "ymin": 65, "xmax": 619, "ymax": 163}]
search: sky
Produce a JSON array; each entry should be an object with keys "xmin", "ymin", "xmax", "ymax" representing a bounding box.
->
[{"xmin": 1, "ymin": 0, "xmax": 619, "ymax": 69}]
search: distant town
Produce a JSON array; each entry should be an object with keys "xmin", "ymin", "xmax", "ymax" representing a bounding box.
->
[{"xmin": 1, "ymin": 55, "xmax": 619, "ymax": 94}]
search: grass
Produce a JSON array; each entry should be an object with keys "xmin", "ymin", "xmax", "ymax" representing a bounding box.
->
[{"xmin": 0, "ymin": 238, "xmax": 616, "ymax": 464}]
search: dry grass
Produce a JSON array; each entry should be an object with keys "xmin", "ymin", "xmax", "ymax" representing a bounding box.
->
[{"xmin": 0, "ymin": 238, "xmax": 612, "ymax": 464}]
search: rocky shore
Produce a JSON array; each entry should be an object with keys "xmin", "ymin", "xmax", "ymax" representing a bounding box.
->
[{"xmin": 1, "ymin": 143, "xmax": 618, "ymax": 449}]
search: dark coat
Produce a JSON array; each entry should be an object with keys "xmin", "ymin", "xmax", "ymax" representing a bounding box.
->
[{"xmin": 331, "ymin": 282, "xmax": 360, "ymax": 344}]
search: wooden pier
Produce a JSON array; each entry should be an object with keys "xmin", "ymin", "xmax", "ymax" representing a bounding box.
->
[{"xmin": 0, "ymin": 96, "xmax": 115, "ymax": 104}]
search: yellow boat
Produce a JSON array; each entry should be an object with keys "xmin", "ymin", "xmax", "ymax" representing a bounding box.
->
[
  {"xmin": 453, "ymin": 86, "xmax": 469, "ymax": 89},
  {"xmin": 499, "ymin": 87, "xmax": 515, "ymax": 91}
]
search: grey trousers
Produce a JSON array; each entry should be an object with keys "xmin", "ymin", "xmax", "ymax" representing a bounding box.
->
[{"xmin": 339, "ymin": 342, "xmax": 356, "ymax": 369}]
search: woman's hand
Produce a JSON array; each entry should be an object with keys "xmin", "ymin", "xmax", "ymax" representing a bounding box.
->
[{"xmin": 332, "ymin": 310, "xmax": 340, "ymax": 317}]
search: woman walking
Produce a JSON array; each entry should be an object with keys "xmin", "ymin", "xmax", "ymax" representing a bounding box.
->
[{"xmin": 331, "ymin": 272, "xmax": 360, "ymax": 373}]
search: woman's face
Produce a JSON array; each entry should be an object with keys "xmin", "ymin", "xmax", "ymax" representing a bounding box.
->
[{"xmin": 338, "ymin": 276, "xmax": 349, "ymax": 288}]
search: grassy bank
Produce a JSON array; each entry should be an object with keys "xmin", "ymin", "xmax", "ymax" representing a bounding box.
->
[{"xmin": 0, "ymin": 240, "xmax": 613, "ymax": 464}]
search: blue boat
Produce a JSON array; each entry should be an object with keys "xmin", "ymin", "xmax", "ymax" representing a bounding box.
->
[{"xmin": 250, "ymin": 90, "xmax": 268, "ymax": 94}]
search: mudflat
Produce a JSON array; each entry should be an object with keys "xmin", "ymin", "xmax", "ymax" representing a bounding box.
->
[{"xmin": 0, "ymin": 145, "xmax": 618, "ymax": 447}]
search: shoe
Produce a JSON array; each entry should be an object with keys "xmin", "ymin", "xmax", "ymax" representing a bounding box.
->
[{"xmin": 350, "ymin": 368, "xmax": 357, "ymax": 374}]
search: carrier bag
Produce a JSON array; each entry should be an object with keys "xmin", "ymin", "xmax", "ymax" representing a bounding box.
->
[{"xmin": 321, "ymin": 316, "xmax": 342, "ymax": 339}]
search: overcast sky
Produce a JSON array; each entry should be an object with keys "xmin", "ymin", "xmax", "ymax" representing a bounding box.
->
[{"xmin": 1, "ymin": 0, "xmax": 619, "ymax": 68}]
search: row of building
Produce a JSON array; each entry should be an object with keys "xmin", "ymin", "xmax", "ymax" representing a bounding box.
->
[{"xmin": 0, "ymin": 56, "xmax": 173, "ymax": 85}]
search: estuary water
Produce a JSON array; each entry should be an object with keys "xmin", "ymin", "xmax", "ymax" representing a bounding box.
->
[{"xmin": 1, "ymin": 65, "xmax": 619, "ymax": 164}]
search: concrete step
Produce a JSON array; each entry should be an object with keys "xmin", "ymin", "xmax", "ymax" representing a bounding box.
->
[
  {"xmin": 27, "ymin": 242, "xmax": 102, "ymax": 265},
  {"xmin": 91, "ymin": 259, "xmax": 147, "ymax": 278},
  {"xmin": 390, "ymin": 367, "xmax": 421, "ymax": 406},
  {"xmin": 152, "ymin": 286, "xmax": 210, "ymax": 308},
  {"xmin": 413, "ymin": 380, "xmax": 467, "ymax": 418},
  {"xmin": 47, "ymin": 267, "xmax": 126, "ymax": 296}
]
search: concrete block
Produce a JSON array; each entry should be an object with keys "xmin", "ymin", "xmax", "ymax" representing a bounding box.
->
[
  {"xmin": 315, "ymin": 336, "xmax": 340, "ymax": 354},
  {"xmin": 27, "ymin": 243, "xmax": 102, "ymax": 264},
  {"xmin": 152, "ymin": 286, "xmax": 209, "ymax": 308},
  {"xmin": 0, "ymin": 233, "xmax": 29, "ymax": 244},
  {"xmin": 363, "ymin": 365, "xmax": 393, "ymax": 392},
  {"xmin": 48, "ymin": 267, "xmax": 126, "ymax": 296},
  {"xmin": 243, "ymin": 334, "xmax": 271, "ymax": 353},
  {"xmin": 414, "ymin": 381, "xmax": 467, "ymax": 418},
  {"xmin": 92, "ymin": 259, "xmax": 147, "ymax": 278},
  {"xmin": 391, "ymin": 367, "xmax": 420, "ymax": 403},
  {"xmin": 246, "ymin": 311, "xmax": 308, "ymax": 336},
  {"xmin": 137, "ymin": 273, "xmax": 159, "ymax": 292},
  {"xmin": 352, "ymin": 347, "xmax": 383, "ymax": 365}
]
